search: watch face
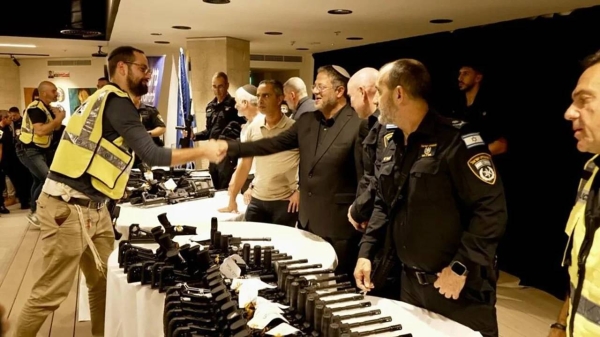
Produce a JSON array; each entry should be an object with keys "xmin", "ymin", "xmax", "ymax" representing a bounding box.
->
[{"xmin": 451, "ymin": 262, "xmax": 467, "ymax": 275}]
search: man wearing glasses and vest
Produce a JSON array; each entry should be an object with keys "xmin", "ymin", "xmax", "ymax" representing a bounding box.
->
[
  {"xmin": 549, "ymin": 49, "xmax": 600, "ymax": 337},
  {"xmin": 13, "ymin": 46, "xmax": 224, "ymax": 337}
]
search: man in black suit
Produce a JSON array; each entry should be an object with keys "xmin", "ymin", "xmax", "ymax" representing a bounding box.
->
[{"xmin": 219, "ymin": 65, "xmax": 369, "ymax": 276}]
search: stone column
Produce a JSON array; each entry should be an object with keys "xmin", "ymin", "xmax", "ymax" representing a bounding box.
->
[{"xmin": 186, "ymin": 37, "xmax": 250, "ymax": 168}]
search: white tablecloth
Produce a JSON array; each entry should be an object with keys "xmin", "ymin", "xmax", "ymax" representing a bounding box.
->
[
  {"xmin": 78, "ymin": 190, "xmax": 247, "ymax": 321},
  {"xmin": 116, "ymin": 190, "xmax": 247, "ymax": 238},
  {"xmin": 105, "ymin": 221, "xmax": 338, "ymax": 337}
]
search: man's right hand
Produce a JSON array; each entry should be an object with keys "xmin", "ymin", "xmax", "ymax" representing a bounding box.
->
[
  {"xmin": 218, "ymin": 200, "xmax": 239, "ymax": 214},
  {"xmin": 216, "ymin": 140, "xmax": 229, "ymax": 163},
  {"xmin": 182, "ymin": 130, "xmax": 196, "ymax": 140},
  {"xmin": 354, "ymin": 258, "xmax": 375, "ymax": 292},
  {"xmin": 51, "ymin": 107, "xmax": 66, "ymax": 121},
  {"xmin": 547, "ymin": 327, "xmax": 566, "ymax": 337},
  {"xmin": 203, "ymin": 139, "xmax": 226, "ymax": 163}
]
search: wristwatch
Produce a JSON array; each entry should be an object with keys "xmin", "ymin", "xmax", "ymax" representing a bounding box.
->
[
  {"xmin": 550, "ymin": 323, "xmax": 566, "ymax": 331},
  {"xmin": 450, "ymin": 261, "xmax": 468, "ymax": 276}
]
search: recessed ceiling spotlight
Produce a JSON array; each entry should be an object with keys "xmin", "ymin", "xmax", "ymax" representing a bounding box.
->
[
  {"xmin": 309, "ymin": 42, "xmax": 321, "ymax": 45},
  {"xmin": 172, "ymin": 25, "xmax": 191, "ymax": 30},
  {"xmin": 346, "ymin": 37, "xmax": 363, "ymax": 40},
  {"xmin": 151, "ymin": 33, "xmax": 162, "ymax": 36},
  {"xmin": 264, "ymin": 32, "xmax": 283, "ymax": 35},
  {"xmin": 155, "ymin": 41, "xmax": 170, "ymax": 44},
  {"xmin": 328, "ymin": 9, "xmax": 353, "ymax": 15},
  {"xmin": 429, "ymin": 19, "xmax": 453, "ymax": 24},
  {"xmin": 203, "ymin": 0, "xmax": 230, "ymax": 3},
  {"xmin": 296, "ymin": 48, "xmax": 309, "ymax": 51}
]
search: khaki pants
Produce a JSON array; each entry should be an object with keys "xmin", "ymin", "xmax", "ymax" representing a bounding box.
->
[{"xmin": 14, "ymin": 193, "xmax": 114, "ymax": 337}]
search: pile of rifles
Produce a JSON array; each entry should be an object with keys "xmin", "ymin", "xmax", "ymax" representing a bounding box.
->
[{"xmin": 117, "ymin": 215, "xmax": 412, "ymax": 337}]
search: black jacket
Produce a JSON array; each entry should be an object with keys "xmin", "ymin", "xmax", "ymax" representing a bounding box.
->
[
  {"xmin": 359, "ymin": 110, "xmax": 507, "ymax": 277},
  {"xmin": 227, "ymin": 104, "xmax": 369, "ymax": 239},
  {"xmin": 195, "ymin": 94, "xmax": 245, "ymax": 140}
]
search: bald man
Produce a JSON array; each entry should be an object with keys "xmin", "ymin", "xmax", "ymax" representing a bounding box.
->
[
  {"xmin": 347, "ymin": 67, "xmax": 391, "ymax": 229},
  {"xmin": 17, "ymin": 81, "xmax": 65, "ymax": 226},
  {"xmin": 284, "ymin": 77, "xmax": 316, "ymax": 120}
]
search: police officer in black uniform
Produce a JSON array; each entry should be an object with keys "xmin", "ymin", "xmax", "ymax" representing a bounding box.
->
[
  {"xmin": 191, "ymin": 72, "xmax": 245, "ymax": 189},
  {"xmin": 131, "ymin": 95, "xmax": 166, "ymax": 166},
  {"xmin": 354, "ymin": 59, "xmax": 507, "ymax": 337},
  {"xmin": 452, "ymin": 63, "xmax": 507, "ymax": 156}
]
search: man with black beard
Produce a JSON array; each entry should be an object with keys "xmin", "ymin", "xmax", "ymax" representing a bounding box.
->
[{"xmin": 13, "ymin": 46, "xmax": 223, "ymax": 337}]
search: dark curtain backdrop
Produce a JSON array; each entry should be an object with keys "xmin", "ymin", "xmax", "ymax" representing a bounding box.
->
[{"xmin": 313, "ymin": 6, "xmax": 600, "ymax": 298}]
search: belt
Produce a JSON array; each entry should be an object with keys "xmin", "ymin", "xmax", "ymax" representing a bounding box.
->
[
  {"xmin": 49, "ymin": 194, "xmax": 106, "ymax": 209},
  {"xmin": 403, "ymin": 265, "xmax": 438, "ymax": 286}
]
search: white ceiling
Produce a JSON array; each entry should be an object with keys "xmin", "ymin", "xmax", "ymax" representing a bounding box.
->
[{"xmin": 0, "ymin": 0, "xmax": 598, "ymax": 59}]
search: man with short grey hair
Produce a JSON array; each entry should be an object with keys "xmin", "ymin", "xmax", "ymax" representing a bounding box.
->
[{"xmin": 283, "ymin": 77, "xmax": 316, "ymax": 120}]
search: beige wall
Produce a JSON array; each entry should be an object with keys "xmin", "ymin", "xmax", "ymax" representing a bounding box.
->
[{"xmin": 0, "ymin": 59, "xmax": 21, "ymax": 110}]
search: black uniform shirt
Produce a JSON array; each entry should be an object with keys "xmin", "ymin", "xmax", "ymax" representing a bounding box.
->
[
  {"xmin": 452, "ymin": 91, "xmax": 503, "ymax": 145},
  {"xmin": 22, "ymin": 102, "xmax": 56, "ymax": 149},
  {"xmin": 350, "ymin": 110, "xmax": 395, "ymax": 223},
  {"xmin": 139, "ymin": 103, "xmax": 166, "ymax": 146},
  {"xmin": 359, "ymin": 110, "xmax": 507, "ymax": 274},
  {"xmin": 0, "ymin": 124, "xmax": 17, "ymax": 165},
  {"xmin": 195, "ymin": 94, "xmax": 244, "ymax": 140}
]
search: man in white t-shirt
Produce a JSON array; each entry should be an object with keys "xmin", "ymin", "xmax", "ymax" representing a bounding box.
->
[{"xmin": 219, "ymin": 84, "xmax": 262, "ymax": 213}]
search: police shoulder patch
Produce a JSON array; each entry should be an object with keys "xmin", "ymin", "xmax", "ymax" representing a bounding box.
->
[
  {"xmin": 0, "ymin": 129, "xmax": 4, "ymax": 140},
  {"xmin": 467, "ymin": 153, "xmax": 497, "ymax": 185},
  {"xmin": 461, "ymin": 132, "xmax": 485, "ymax": 148},
  {"xmin": 467, "ymin": 153, "xmax": 496, "ymax": 185}
]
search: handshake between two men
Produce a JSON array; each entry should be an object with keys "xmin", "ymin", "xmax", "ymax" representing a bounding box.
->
[{"xmin": 200, "ymin": 139, "xmax": 230, "ymax": 163}]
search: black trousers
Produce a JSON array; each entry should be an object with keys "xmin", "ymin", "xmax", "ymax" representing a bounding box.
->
[
  {"xmin": 400, "ymin": 270, "xmax": 498, "ymax": 337},
  {"xmin": 0, "ymin": 160, "xmax": 32, "ymax": 207},
  {"xmin": 303, "ymin": 221, "xmax": 361, "ymax": 279},
  {"xmin": 209, "ymin": 158, "xmax": 235, "ymax": 190},
  {"xmin": 245, "ymin": 198, "xmax": 297, "ymax": 228}
]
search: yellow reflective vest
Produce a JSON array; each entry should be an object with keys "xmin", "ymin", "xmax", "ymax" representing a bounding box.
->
[
  {"xmin": 49, "ymin": 85, "xmax": 134, "ymax": 200},
  {"xmin": 563, "ymin": 155, "xmax": 600, "ymax": 337},
  {"xmin": 19, "ymin": 100, "xmax": 54, "ymax": 148}
]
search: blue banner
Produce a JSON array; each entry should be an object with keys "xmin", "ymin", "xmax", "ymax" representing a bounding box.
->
[{"xmin": 141, "ymin": 55, "xmax": 166, "ymax": 107}]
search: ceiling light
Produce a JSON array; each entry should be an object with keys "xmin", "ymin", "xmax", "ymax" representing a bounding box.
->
[
  {"xmin": 155, "ymin": 41, "xmax": 170, "ymax": 44},
  {"xmin": 328, "ymin": 9, "xmax": 352, "ymax": 15},
  {"xmin": 203, "ymin": 0, "xmax": 230, "ymax": 3},
  {"xmin": 151, "ymin": 33, "xmax": 162, "ymax": 36},
  {"xmin": 296, "ymin": 48, "xmax": 309, "ymax": 51},
  {"xmin": 346, "ymin": 37, "xmax": 363, "ymax": 40},
  {"xmin": 309, "ymin": 42, "xmax": 321, "ymax": 45},
  {"xmin": 172, "ymin": 26, "xmax": 191, "ymax": 30},
  {"xmin": 0, "ymin": 43, "xmax": 36, "ymax": 48},
  {"xmin": 264, "ymin": 32, "xmax": 283, "ymax": 35},
  {"xmin": 429, "ymin": 19, "xmax": 453, "ymax": 24}
]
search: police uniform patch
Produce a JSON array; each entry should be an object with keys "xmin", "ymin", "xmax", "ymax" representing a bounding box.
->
[
  {"xmin": 419, "ymin": 144, "xmax": 437, "ymax": 158},
  {"xmin": 383, "ymin": 132, "xmax": 393, "ymax": 148},
  {"xmin": 452, "ymin": 120, "xmax": 466, "ymax": 129},
  {"xmin": 0, "ymin": 129, "xmax": 3, "ymax": 140},
  {"xmin": 468, "ymin": 153, "xmax": 496, "ymax": 185},
  {"xmin": 461, "ymin": 132, "xmax": 485, "ymax": 148}
]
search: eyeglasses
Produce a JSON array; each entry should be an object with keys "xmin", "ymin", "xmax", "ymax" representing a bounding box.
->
[
  {"xmin": 312, "ymin": 85, "xmax": 333, "ymax": 93},
  {"xmin": 125, "ymin": 62, "xmax": 152, "ymax": 75}
]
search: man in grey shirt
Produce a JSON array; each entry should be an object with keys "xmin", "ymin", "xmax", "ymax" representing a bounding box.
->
[{"xmin": 284, "ymin": 77, "xmax": 316, "ymax": 120}]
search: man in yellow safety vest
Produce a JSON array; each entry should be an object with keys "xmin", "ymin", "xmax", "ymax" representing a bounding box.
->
[
  {"xmin": 549, "ymin": 49, "xmax": 600, "ymax": 337},
  {"xmin": 12, "ymin": 46, "xmax": 225, "ymax": 337}
]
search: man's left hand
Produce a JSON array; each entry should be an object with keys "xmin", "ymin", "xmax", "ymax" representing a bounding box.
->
[
  {"xmin": 287, "ymin": 190, "xmax": 299, "ymax": 213},
  {"xmin": 433, "ymin": 266, "xmax": 467, "ymax": 300}
]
